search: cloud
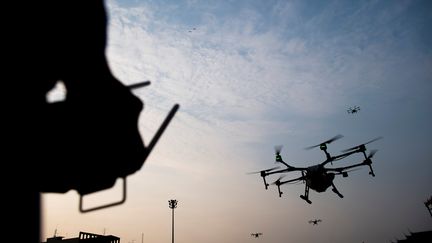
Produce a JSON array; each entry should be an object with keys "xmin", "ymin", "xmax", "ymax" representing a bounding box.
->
[
  {"xmin": 102, "ymin": 0, "xmax": 432, "ymax": 159},
  {"xmin": 106, "ymin": 0, "xmax": 355, "ymax": 124}
]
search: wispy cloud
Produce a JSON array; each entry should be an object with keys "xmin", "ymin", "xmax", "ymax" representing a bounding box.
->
[
  {"xmin": 105, "ymin": 0, "xmax": 432, "ymax": 153},
  {"xmin": 106, "ymin": 1, "xmax": 346, "ymax": 122}
]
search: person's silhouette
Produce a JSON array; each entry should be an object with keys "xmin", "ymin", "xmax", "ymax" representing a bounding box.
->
[{"xmin": 4, "ymin": 1, "xmax": 149, "ymax": 242}]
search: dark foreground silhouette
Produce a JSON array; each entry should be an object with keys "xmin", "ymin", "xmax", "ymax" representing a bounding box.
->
[
  {"xmin": 392, "ymin": 230, "xmax": 432, "ymax": 243},
  {"xmin": 4, "ymin": 1, "xmax": 177, "ymax": 242}
]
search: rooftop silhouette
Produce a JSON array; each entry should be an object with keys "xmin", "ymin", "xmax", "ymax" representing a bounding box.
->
[
  {"xmin": 392, "ymin": 230, "xmax": 432, "ymax": 243},
  {"xmin": 42, "ymin": 231, "xmax": 120, "ymax": 243}
]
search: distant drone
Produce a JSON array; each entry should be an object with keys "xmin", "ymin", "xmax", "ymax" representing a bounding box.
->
[
  {"xmin": 248, "ymin": 135, "xmax": 382, "ymax": 204},
  {"xmin": 347, "ymin": 106, "xmax": 360, "ymax": 114},
  {"xmin": 251, "ymin": 233, "xmax": 263, "ymax": 238},
  {"xmin": 308, "ymin": 219, "xmax": 322, "ymax": 225}
]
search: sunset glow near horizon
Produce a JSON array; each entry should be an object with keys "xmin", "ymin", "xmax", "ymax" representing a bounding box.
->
[{"xmin": 42, "ymin": 1, "xmax": 432, "ymax": 242}]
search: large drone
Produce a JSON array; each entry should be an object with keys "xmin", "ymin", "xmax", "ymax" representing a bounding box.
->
[{"xmin": 248, "ymin": 135, "xmax": 382, "ymax": 204}]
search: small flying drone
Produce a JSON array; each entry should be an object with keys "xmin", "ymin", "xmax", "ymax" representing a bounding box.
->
[{"xmin": 347, "ymin": 106, "xmax": 360, "ymax": 114}]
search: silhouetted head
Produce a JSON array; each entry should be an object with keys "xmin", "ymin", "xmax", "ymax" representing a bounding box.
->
[{"xmin": 8, "ymin": 1, "xmax": 146, "ymax": 194}]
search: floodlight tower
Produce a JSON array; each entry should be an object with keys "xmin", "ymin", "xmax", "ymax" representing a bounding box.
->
[{"xmin": 168, "ymin": 199, "xmax": 178, "ymax": 243}]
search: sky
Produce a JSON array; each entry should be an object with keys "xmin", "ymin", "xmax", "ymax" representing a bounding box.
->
[{"xmin": 42, "ymin": 0, "xmax": 432, "ymax": 242}]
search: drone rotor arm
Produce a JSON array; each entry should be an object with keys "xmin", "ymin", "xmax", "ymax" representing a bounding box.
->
[
  {"xmin": 246, "ymin": 166, "xmax": 281, "ymax": 175},
  {"xmin": 265, "ymin": 167, "xmax": 294, "ymax": 176},
  {"xmin": 334, "ymin": 168, "xmax": 362, "ymax": 176},
  {"xmin": 320, "ymin": 149, "xmax": 363, "ymax": 167},
  {"xmin": 341, "ymin": 137, "xmax": 383, "ymax": 152},
  {"xmin": 246, "ymin": 166, "xmax": 281, "ymax": 190},
  {"xmin": 333, "ymin": 150, "xmax": 359, "ymax": 160},
  {"xmin": 275, "ymin": 159, "xmax": 290, "ymax": 168},
  {"xmin": 281, "ymin": 164, "xmax": 305, "ymax": 172},
  {"xmin": 279, "ymin": 175, "xmax": 306, "ymax": 186},
  {"xmin": 326, "ymin": 163, "xmax": 365, "ymax": 173},
  {"xmin": 327, "ymin": 154, "xmax": 378, "ymax": 177}
]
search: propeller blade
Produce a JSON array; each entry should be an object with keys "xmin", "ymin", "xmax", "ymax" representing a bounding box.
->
[
  {"xmin": 274, "ymin": 145, "xmax": 283, "ymax": 155},
  {"xmin": 368, "ymin": 149, "xmax": 378, "ymax": 159},
  {"xmin": 305, "ymin": 134, "xmax": 344, "ymax": 150},
  {"xmin": 364, "ymin": 137, "xmax": 383, "ymax": 145},
  {"xmin": 324, "ymin": 134, "xmax": 344, "ymax": 144},
  {"xmin": 341, "ymin": 137, "xmax": 383, "ymax": 152},
  {"xmin": 246, "ymin": 166, "xmax": 280, "ymax": 175},
  {"xmin": 271, "ymin": 174, "xmax": 287, "ymax": 185},
  {"xmin": 264, "ymin": 166, "xmax": 281, "ymax": 172}
]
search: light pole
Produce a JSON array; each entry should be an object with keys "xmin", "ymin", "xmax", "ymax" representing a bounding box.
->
[{"xmin": 168, "ymin": 199, "xmax": 178, "ymax": 243}]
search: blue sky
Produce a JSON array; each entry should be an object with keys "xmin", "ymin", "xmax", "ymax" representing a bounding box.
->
[{"xmin": 42, "ymin": 1, "xmax": 432, "ymax": 242}]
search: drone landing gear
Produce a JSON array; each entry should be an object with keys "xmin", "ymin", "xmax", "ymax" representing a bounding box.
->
[
  {"xmin": 262, "ymin": 176, "xmax": 269, "ymax": 190},
  {"xmin": 331, "ymin": 183, "xmax": 344, "ymax": 198},
  {"xmin": 300, "ymin": 186, "xmax": 312, "ymax": 204},
  {"xmin": 368, "ymin": 165, "xmax": 375, "ymax": 177},
  {"xmin": 300, "ymin": 195, "xmax": 312, "ymax": 204},
  {"xmin": 277, "ymin": 184, "xmax": 283, "ymax": 197}
]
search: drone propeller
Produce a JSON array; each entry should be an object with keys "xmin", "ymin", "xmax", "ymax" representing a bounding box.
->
[
  {"xmin": 274, "ymin": 145, "xmax": 283, "ymax": 155},
  {"xmin": 274, "ymin": 145, "xmax": 289, "ymax": 165},
  {"xmin": 271, "ymin": 174, "xmax": 288, "ymax": 197},
  {"xmin": 271, "ymin": 174, "xmax": 287, "ymax": 185},
  {"xmin": 367, "ymin": 149, "xmax": 378, "ymax": 159},
  {"xmin": 304, "ymin": 134, "xmax": 344, "ymax": 150},
  {"xmin": 363, "ymin": 149, "xmax": 378, "ymax": 176},
  {"xmin": 341, "ymin": 137, "xmax": 382, "ymax": 152},
  {"xmin": 246, "ymin": 166, "xmax": 280, "ymax": 175}
]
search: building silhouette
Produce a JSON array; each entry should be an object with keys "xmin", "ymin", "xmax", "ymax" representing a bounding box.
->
[
  {"xmin": 392, "ymin": 230, "xmax": 432, "ymax": 243},
  {"xmin": 42, "ymin": 232, "xmax": 120, "ymax": 243}
]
